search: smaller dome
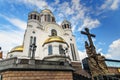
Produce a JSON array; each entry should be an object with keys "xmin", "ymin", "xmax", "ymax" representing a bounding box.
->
[
  {"xmin": 61, "ymin": 20, "xmax": 71, "ymax": 25},
  {"xmin": 40, "ymin": 9, "xmax": 54, "ymax": 17},
  {"xmin": 10, "ymin": 45, "xmax": 23, "ymax": 53},
  {"xmin": 41, "ymin": 9, "xmax": 52, "ymax": 13},
  {"xmin": 61, "ymin": 20, "xmax": 71, "ymax": 29},
  {"xmin": 29, "ymin": 11, "xmax": 38, "ymax": 14},
  {"xmin": 43, "ymin": 36, "xmax": 68, "ymax": 46},
  {"xmin": 28, "ymin": 11, "xmax": 40, "ymax": 21}
]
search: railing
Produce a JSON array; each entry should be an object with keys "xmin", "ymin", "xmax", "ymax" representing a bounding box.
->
[{"xmin": 94, "ymin": 75, "xmax": 120, "ymax": 80}]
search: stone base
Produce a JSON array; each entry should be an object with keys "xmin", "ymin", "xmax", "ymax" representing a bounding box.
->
[
  {"xmin": 1, "ymin": 71, "xmax": 73, "ymax": 80},
  {"xmin": 0, "ymin": 57, "xmax": 74, "ymax": 80}
]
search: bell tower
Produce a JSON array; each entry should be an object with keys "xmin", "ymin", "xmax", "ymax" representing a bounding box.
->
[{"xmin": 23, "ymin": 10, "xmax": 42, "ymax": 58}]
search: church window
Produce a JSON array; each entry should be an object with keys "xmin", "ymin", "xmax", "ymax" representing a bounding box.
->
[
  {"xmin": 70, "ymin": 43, "xmax": 77, "ymax": 61},
  {"xmin": 32, "ymin": 14, "xmax": 34, "ymax": 19},
  {"xmin": 48, "ymin": 45, "xmax": 52, "ymax": 55},
  {"xmin": 30, "ymin": 15, "xmax": 32, "ymax": 19},
  {"xmin": 64, "ymin": 24, "xmax": 66, "ymax": 28},
  {"xmin": 34, "ymin": 15, "xmax": 36, "ymax": 19},
  {"xmin": 33, "ymin": 36, "xmax": 36, "ymax": 44},
  {"xmin": 32, "ymin": 31, "xmax": 35, "ymax": 34},
  {"xmin": 28, "ymin": 36, "xmax": 37, "ymax": 58},
  {"xmin": 67, "ymin": 24, "xmax": 69, "ymax": 28},
  {"xmin": 51, "ymin": 29, "xmax": 57, "ymax": 36},
  {"xmin": 48, "ymin": 14, "xmax": 50, "ymax": 22},
  {"xmin": 45, "ymin": 15, "xmax": 47, "ymax": 21},
  {"xmin": 52, "ymin": 17, "xmax": 55, "ymax": 22},
  {"xmin": 59, "ymin": 45, "xmax": 63, "ymax": 54},
  {"xmin": 28, "ymin": 36, "xmax": 33, "ymax": 58}
]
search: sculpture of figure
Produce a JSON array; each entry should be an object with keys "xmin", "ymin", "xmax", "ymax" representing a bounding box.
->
[
  {"xmin": 81, "ymin": 28, "xmax": 96, "ymax": 57},
  {"xmin": 81, "ymin": 28, "xmax": 109, "ymax": 77}
]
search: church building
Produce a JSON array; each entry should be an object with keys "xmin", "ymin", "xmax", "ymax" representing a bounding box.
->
[
  {"xmin": 0, "ymin": 9, "xmax": 120, "ymax": 80},
  {"xmin": 0, "ymin": 9, "xmax": 84, "ymax": 80},
  {"xmin": 7, "ymin": 9, "xmax": 79, "ymax": 62}
]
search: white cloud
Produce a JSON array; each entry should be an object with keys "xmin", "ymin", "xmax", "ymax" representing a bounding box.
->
[
  {"xmin": 99, "ymin": 39, "xmax": 120, "ymax": 60},
  {"xmin": 111, "ymin": 0, "xmax": 120, "ymax": 10},
  {"xmin": 78, "ymin": 50, "xmax": 87, "ymax": 61},
  {"xmin": 18, "ymin": 0, "xmax": 48, "ymax": 9},
  {"xmin": 0, "ymin": 14, "xmax": 27, "ymax": 30},
  {"xmin": 55, "ymin": 0, "xmax": 86, "ymax": 32},
  {"xmin": 0, "ymin": 29, "xmax": 24, "ymax": 58},
  {"xmin": 78, "ymin": 17, "xmax": 100, "ymax": 31},
  {"xmin": 8, "ymin": 0, "xmax": 102, "ymax": 36},
  {"xmin": 71, "ymin": 0, "xmax": 80, "ymax": 11},
  {"xmin": 107, "ymin": 39, "xmax": 120, "ymax": 60},
  {"xmin": 101, "ymin": 0, "xmax": 120, "ymax": 10},
  {"xmin": 0, "ymin": 14, "xmax": 26, "ymax": 58},
  {"xmin": 54, "ymin": 0, "xmax": 60, "ymax": 5}
]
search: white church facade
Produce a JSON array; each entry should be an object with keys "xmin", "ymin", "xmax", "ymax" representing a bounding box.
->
[{"xmin": 7, "ymin": 9, "xmax": 80, "ymax": 62}]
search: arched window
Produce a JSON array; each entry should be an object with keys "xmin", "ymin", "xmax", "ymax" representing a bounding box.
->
[
  {"xmin": 52, "ymin": 17, "xmax": 55, "ymax": 22},
  {"xmin": 64, "ymin": 24, "xmax": 66, "ymax": 28},
  {"xmin": 59, "ymin": 45, "xmax": 63, "ymax": 54},
  {"xmin": 34, "ymin": 15, "xmax": 36, "ymax": 19},
  {"xmin": 48, "ymin": 45, "xmax": 52, "ymax": 55},
  {"xmin": 51, "ymin": 29, "xmax": 57, "ymax": 36},
  {"xmin": 48, "ymin": 14, "xmax": 51, "ymax": 22},
  {"xmin": 45, "ymin": 15, "xmax": 47, "ymax": 21},
  {"xmin": 30, "ymin": 15, "xmax": 32, "ymax": 19},
  {"xmin": 32, "ymin": 14, "xmax": 34, "ymax": 19},
  {"xmin": 67, "ymin": 24, "xmax": 69, "ymax": 28}
]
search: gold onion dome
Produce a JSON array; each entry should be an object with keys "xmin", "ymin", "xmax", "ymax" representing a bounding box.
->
[
  {"xmin": 10, "ymin": 45, "xmax": 23, "ymax": 53},
  {"xmin": 43, "ymin": 36, "xmax": 68, "ymax": 46}
]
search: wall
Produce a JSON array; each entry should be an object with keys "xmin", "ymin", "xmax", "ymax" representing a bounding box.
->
[
  {"xmin": 108, "ymin": 67, "xmax": 120, "ymax": 74},
  {"xmin": 1, "ymin": 71, "xmax": 73, "ymax": 80}
]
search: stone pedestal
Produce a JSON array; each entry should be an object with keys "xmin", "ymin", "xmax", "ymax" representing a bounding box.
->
[
  {"xmin": 82, "ymin": 54, "xmax": 109, "ymax": 77},
  {"xmin": 0, "ymin": 57, "xmax": 74, "ymax": 80}
]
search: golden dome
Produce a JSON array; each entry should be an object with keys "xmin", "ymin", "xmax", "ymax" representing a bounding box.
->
[
  {"xmin": 10, "ymin": 45, "xmax": 23, "ymax": 53},
  {"xmin": 43, "ymin": 36, "xmax": 68, "ymax": 46}
]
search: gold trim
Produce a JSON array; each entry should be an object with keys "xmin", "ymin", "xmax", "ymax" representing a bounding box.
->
[{"xmin": 118, "ymin": 68, "xmax": 120, "ymax": 72}]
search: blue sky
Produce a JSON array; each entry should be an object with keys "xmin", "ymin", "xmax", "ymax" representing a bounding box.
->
[{"xmin": 0, "ymin": 0, "xmax": 120, "ymax": 61}]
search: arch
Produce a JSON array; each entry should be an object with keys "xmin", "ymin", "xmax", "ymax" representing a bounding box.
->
[
  {"xmin": 48, "ymin": 45, "xmax": 52, "ymax": 55},
  {"xmin": 34, "ymin": 14, "xmax": 36, "ymax": 19},
  {"xmin": 44, "ymin": 23, "xmax": 65, "ymax": 36},
  {"xmin": 52, "ymin": 17, "xmax": 55, "ymax": 22},
  {"xmin": 45, "ymin": 15, "xmax": 47, "ymax": 21},
  {"xmin": 59, "ymin": 45, "xmax": 63, "ymax": 54},
  {"xmin": 30, "ymin": 15, "xmax": 32, "ymax": 19},
  {"xmin": 51, "ymin": 29, "xmax": 57, "ymax": 36},
  {"xmin": 48, "ymin": 14, "xmax": 51, "ymax": 22}
]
